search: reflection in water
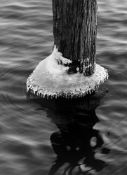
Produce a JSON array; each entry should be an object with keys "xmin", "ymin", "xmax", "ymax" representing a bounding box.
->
[
  {"xmin": 41, "ymin": 89, "xmax": 110, "ymax": 175},
  {"xmin": 27, "ymin": 88, "xmax": 110, "ymax": 175}
]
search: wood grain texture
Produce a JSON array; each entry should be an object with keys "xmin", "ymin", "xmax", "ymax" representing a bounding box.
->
[{"xmin": 52, "ymin": 0, "xmax": 97, "ymax": 76}]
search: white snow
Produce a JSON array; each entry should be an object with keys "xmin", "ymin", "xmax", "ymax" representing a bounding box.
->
[{"xmin": 27, "ymin": 46, "xmax": 108, "ymax": 98}]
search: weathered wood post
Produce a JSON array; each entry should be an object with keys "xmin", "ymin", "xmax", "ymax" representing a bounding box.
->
[
  {"xmin": 52, "ymin": 0, "xmax": 97, "ymax": 76},
  {"xmin": 27, "ymin": 0, "xmax": 108, "ymax": 98}
]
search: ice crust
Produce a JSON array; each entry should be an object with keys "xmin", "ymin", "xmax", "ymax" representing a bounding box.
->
[{"xmin": 27, "ymin": 47, "xmax": 108, "ymax": 98}]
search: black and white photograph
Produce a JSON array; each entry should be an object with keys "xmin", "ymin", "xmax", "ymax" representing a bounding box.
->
[{"xmin": 0, "ymin": 0, "xmax": 127, "ymax": 174}]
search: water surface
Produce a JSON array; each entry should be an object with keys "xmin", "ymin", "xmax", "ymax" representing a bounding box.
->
[{"xmin": 0, "ymin": 0, "xmax": 127, "ymax": 174}]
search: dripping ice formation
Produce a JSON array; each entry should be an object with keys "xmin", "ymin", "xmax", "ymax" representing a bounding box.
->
[{"xmin": 27, "ymin": 47, "xmax": 108, "ymax": 98}]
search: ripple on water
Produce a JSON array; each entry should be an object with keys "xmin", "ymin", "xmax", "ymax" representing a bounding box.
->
[{"xmin": 0, "ymin": 0, "xmax": 127, "ymax": 174}]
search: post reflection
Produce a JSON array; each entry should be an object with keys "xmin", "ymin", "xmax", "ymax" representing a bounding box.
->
[{"xmin": 47, "ymin": 90, "xmax": 109, "ymax": 175}]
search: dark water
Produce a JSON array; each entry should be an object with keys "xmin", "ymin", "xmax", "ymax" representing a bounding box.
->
[{"xmin": 0, "ymin": 0, "xmax": 127, "ymax": 174}]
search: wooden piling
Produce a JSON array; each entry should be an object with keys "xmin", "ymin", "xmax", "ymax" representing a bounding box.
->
[
  {"xmin": 52, "ymin": 0, "xmax": 97, "ymax": 76},
  {"xmin": 26, "ymin": 0, "xmax": 108, "ymax": 98}
]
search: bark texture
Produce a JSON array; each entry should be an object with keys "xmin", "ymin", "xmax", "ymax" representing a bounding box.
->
[{"xmin": 52, "ymin": 0, "xmax": 97, "ymax": 76}]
